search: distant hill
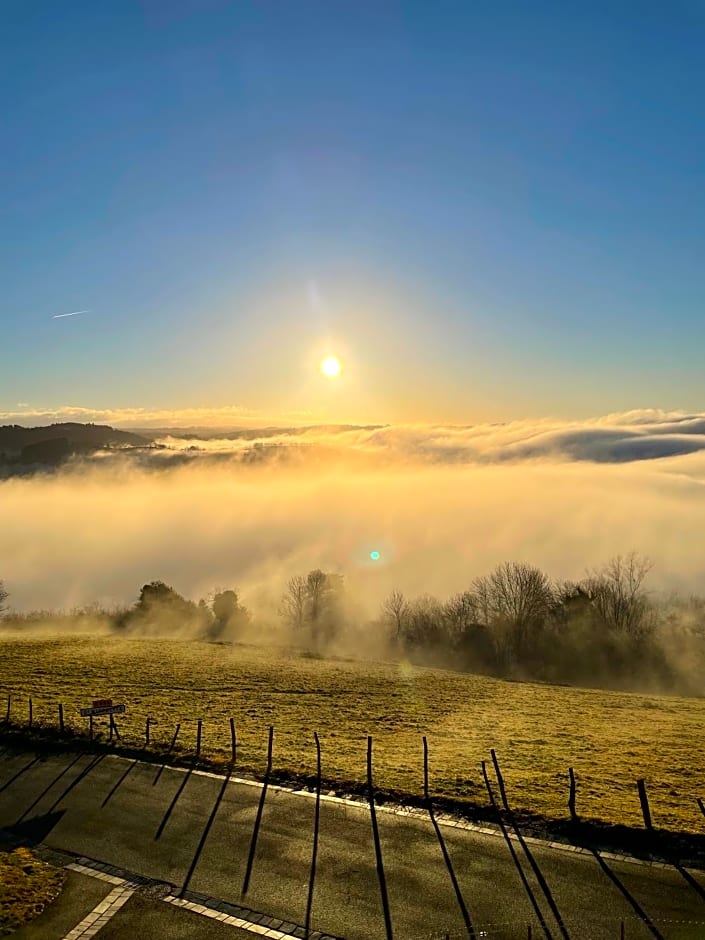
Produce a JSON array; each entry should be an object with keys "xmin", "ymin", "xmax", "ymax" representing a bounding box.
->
[{"xmin": 0, "ymin": 423, "xmax": 148, "ymax": 462}]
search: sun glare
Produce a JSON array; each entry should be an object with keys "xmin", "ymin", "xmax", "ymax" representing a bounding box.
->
[{"xmin": 320, "ymin": 355, "xmax": 342, "ymax": 378}]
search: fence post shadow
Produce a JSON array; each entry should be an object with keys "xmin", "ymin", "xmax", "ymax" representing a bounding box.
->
[
  {"xmin": 153, "ymin": 723, "xmax": 181, "ymax": 787},
  {"xmin": 0, "ymin": 756, "xmax": 41, "ymax": 794},
  {"xmin": 101, "ymin": 747, "xmax": 148, "ymax": 808},
  {"xmin": 481, "ymin": 759, "xmax": 551, "ymax": 940},
  {"xmin": 179, "ymin": 768, "xmax": 232, "ymax": 898},
  {"xmin": 582, "ymin": 845, "xmax": 666, "ymax": 940},
  {"xmin": 423, "ymin": 735, "xmax": 476, "ymax": 939},
  {"xmin": 15, "ymin": 752, "xmax": 83, "ymax": 824},
  {"xmin": 490, "ymin": 750, "xmax": 570, "ymax": 940},
  {"xmin": 367, "ymin": 735, "xmax": 393, "ymax": 940},
  {"xmin": 242, "ymin": 725, "xmax": 274, "ymax": 897},
  {"xmin": 304, "ymin": 731, "xmax": 322, "ymax": 939},
  {"xmin": 46, "ymin": 753, "xmax": 106, "ymax": 814},
  {"xmin": 155, "ymin": 756, "xmax": 196, "ymax": 841}
]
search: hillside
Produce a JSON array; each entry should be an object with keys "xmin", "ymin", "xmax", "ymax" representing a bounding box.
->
[
  {"xmin": 0, "ymin": 423, "xmax": 148, "ymax": 463},
  {"xmin": 0, "ymin": 633, "xmax": 702, "ymax": 837}
]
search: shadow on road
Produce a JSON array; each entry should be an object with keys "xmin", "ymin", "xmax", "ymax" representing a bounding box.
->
[
  {"xmin": 15, "ymin": 752, "xmax": 83, "ymax": 823},
  {"xmin": 672, "ymin": 861, "xmax": 705, "ymax": 906},
  {"xmin": 155, "ymin": 760, "xmax": 195, "ymax": 841},
  {"xmin": 0, "ymin": 756, "xmax": 40, "ymax": 794},
  {"xmin": 423, "ymin": 737, "xmax": 476, "ymax": 939},
  {"xmin": 481, "ymin": 760, "xmax": 552, "ymax": 940},
  {"xmin": 587, "ymin": 847, "xmax": 665, "ymax": 940},
  {"xmin": 242, "ymin": 727, "xmax": 274, "ymax": 897},
  {"xmin": 45, "ymin": 753, "xmax": 105, "ymax": 814},
  {"xmin": 179, "ymin": 769, "xmax": 232, "ymax": 898},
  {"xmin": 305, "ymin": 732, "xmax": 322, "ymax": 940},
  {"xmin": 489, "ymin": 751, "xmax": 570, "ymax": 940},
  {"xmin": 367, "ymin": 736, "xmax": 394, "ymax": 940},
  {"xmin": 101, "ymin": 750, "xmax": 147, "ymax": 808},
  {"xmin": 3, "ymin": 808, "xmax": 66, "ymax": 847},
  {"xmin": 153, "ymin": 723, "xmax": 181, "ymax": 787}
]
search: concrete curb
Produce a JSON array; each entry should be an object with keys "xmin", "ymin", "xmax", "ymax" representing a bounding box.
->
[{"xmin": 104, "ymin": 752, "xmax": 685, "ymax": 874}]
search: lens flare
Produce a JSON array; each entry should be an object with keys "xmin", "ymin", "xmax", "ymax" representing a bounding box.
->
[{"xmin": 370, "ymin": 550, "xmax": 381, "ymax": 560}]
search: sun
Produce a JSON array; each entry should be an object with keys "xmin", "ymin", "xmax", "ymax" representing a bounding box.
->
[{"xmin": 320, "ymin": 355, "xmax": 342, "ymax": 378}]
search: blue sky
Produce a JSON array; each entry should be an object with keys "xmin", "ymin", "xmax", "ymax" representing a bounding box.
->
[{"xmin": 2, "ymin": 0, "xmax": 704, "ymax": 425}]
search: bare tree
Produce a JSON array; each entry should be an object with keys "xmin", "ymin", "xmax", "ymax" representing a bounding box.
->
[
  {"xmin": 381, "ymin": 589, "xmax": 409, "ymax": 640},
  {"xmin": 281, "ymin": 575, "xmax": 307, "ymax": 629},
  {"xmin": 306, "ymin": 569, "xmax": 328, "ymax": 641},
  {"xmin": 0, "ymin": 580, "xmax": 7, "ymax": 616},
  {"xmin": 472, "ymin": 562, "xmax": 554, "ymax": 630},
  {"xmin": 404, "ymin": 594, "xmax": 444, "ymax": 647},
  {"xmin": 443, "ymin": 591, "xmax": 479, "ymax": 640},
  {"xmin": 583, "ymin": 552, "xmax": 655, "ymax": 637}
]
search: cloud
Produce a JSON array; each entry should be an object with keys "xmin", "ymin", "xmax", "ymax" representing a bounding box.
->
[
  {"xmin": 0, "ymin": 404, "xmax": 268, "ymax": 429},
  {"xmin": 127, "ymin": 409, "xmax": 705, "ymax": 467},
  {"xmin": 2, "ymin": 409, "xmax": 705, "ymax": 615}
]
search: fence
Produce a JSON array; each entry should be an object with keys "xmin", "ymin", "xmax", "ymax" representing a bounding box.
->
[{"xmin": 3, "ymin": 690, "xmax": 705, "ymax": 940}]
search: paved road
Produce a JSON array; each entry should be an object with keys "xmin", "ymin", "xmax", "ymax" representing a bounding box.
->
[{"xmin": 1, "ymin": 748, "xmax": 704, "ymax": 939}]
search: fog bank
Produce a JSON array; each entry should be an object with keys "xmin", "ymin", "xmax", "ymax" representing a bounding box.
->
[{"xmin": 2, "ymin": 409, "xmax": 705, "ymax": 614}]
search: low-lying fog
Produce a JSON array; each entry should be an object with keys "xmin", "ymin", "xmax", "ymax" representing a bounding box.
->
[{"xmin": 2, "ymin": 409, "xmax": 705, "ymax": 616}]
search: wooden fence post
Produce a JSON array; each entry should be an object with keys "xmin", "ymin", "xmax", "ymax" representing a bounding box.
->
[
  {"xmin": 89, "ymin": 713, "xmax": 94, "ymax": 741},
  {"xmin": 568, "ymin": 766, "xmax": 577, "ymax": 821},
  {"xmin": 636, "ymin": 779, "xmax": 653, "ymax": 830},
  {"xmin": 28, "ymin": 698, "xmax": 33, "ymax": 729},
  {"xmin": 620, "ymin": 919, "xmax": 625, "ymax": 939},
  {"xmin": 5, "ymin": 694, "xmax": 10, "ymax": 723},
  {"xmin": 145, "ymin": 717, "xmax": 151, "ymax": 746},
  {"xmin": 230, "ymin": 718, "xmax": 236, "ymax": 764},
  {"xmin": 58, "ymin": 703, "xmax": 65, "ymax": 733},
  {"xmin": 196, "ymin": 719, "xmax": 202, "ymax": 758}
]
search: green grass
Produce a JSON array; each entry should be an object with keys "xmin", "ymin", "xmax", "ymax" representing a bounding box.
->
[
  {"xmin": 0, "ymin": 847, "xmax": 65, "ymax": 936},
  {"xmin": 1, "ymin": 634, "xmax": 703, "ymax": 834}
]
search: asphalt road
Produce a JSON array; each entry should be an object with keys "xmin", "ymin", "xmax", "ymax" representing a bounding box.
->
[{"xmin": 1, "ymin": 748, "xmax": 704, "ymax": 939}]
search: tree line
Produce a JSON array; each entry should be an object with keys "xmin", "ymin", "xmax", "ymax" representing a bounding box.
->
[{"xmin": 3, "ymin": 552, "xmax": 705, "ymax": 692}]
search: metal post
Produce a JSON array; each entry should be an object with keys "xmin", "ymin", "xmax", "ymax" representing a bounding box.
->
[
  {"xmin": 89, "ymin": 713, "xmax": 94, "ymax": 740},
  {"xmin": 145, "ymin": 717, "xmax": 151, "ymax": 746},
  {"xmin": 230, "ymin": 717, "xmax": 236, "ymax": 764},
  {"xmin": 5, "ymin": 694, "xmax": 10, "ymax": 723},
  {"xmin": 28, "ymin": 698, "xmax": 33, "ymax": 729},
  {"xmin": 59, "ymin": 703, "xmax": 65, "ymax": 733},
  {"xmin": 196, "ymin": 719, "xmax": 202, "ymax": 758}
]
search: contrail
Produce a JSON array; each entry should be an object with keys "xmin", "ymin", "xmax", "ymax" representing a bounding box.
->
[{"xmin": 53, "ymin": 309, "xmax": 90, "ymax": 319}]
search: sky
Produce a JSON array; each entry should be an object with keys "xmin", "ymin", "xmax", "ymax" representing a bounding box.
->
[{"xmin": 2, "ymin": 0, "xmax": 705, "ymax": 426}]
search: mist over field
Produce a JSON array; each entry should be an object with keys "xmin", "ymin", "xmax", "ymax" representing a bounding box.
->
[{"xmin": 2, "ymin": 409, "xmax": 705, "ymax": 616}]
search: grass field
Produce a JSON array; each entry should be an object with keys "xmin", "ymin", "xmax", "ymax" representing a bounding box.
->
[
  {"xmin": 0, "ymin": 847, "xmax": 65, "ymax": 936},
  {"xmin": 1, "ymin": 633, "xmax": 703, "ymax": 835}
]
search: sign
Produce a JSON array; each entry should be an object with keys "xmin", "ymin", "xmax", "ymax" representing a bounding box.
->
[{"xmin": 80, "ymin": 699, "xmax": 126, "ymax": 717}]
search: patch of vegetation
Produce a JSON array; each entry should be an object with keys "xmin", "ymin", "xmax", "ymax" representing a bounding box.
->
[{"xmin": 0, "ymin": 847, "xmax": 65, "ymax": 936}]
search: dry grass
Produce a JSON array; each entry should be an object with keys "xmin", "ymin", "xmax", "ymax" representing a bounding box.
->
[
  {"xmin": 0, "ymin": 847, "xmax": 65, "ymax": 936},
  {"xmin": 1, "ymin": 634, "xmax": 704, "ymax": 834}
]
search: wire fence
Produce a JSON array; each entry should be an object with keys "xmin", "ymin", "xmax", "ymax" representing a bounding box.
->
[{"xmin": 4, "ymin": 692, "xmax": 705, "ymax": 940}]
